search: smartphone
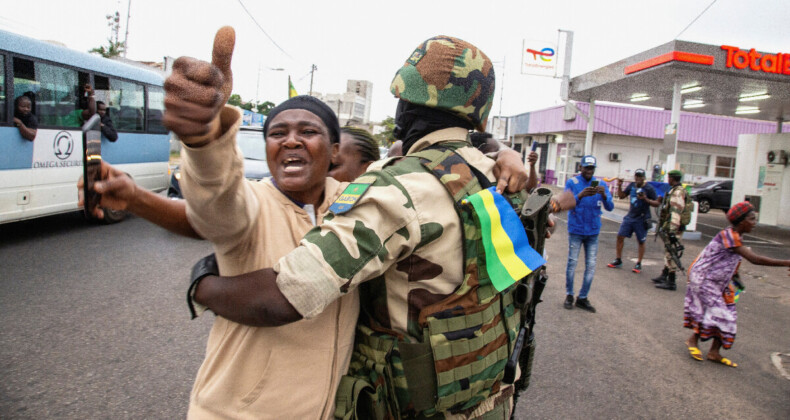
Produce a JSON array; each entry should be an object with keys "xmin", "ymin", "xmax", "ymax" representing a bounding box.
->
[
  {"xmin": 590, "ymin": 179, "xmax": 599, "ymax": 188},
  {"xmin": 531, "ymin": 142, "xmax": 539, "ymax": 151},
  {"xmin": 82, "ymin": 114, "xmax": 102, "ymax": 219}
]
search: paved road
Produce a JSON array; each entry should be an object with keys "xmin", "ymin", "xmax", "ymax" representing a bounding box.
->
[
  {"xmin": 1, "ymin": 211, "xmax": 214, "ymax": 419},
  {"xmin": 515, "ymin": 202, "xmax": 790, "ymax": 419},
  {"xmin": 1, "ymin": 202, "xmax": 788, "ymax": 419}
]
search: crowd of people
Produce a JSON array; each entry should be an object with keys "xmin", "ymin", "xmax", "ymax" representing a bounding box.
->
[
  {"xmin": 72, "ymin": 25, "xmax": 790, "ymax": 419},
  {"xmin": 559, "ymin": 154, "xmax": 790, "ymax": 371}
]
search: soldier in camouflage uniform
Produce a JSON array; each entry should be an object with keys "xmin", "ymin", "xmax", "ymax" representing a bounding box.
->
[
  {"xmin": 189, "ymin": 35, "xmax": 531, "ymax": 419},
  {"xmin": 654, "ymin": 169, "xmax": 687, "ymax": 291}
]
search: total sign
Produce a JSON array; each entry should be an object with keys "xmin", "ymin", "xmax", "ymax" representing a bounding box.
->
[{"xmin": 522, "ymin": 40, "xmax": 557, "ymax": 77}]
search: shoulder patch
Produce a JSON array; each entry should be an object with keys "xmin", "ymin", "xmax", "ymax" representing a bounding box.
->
[
  {"xmin": 329, "ymin": 177, "xmax": 375, "ymax": 214},
  {"xmin": 570, "ymin": 177, "xmax": 579, "ymax": 184}
]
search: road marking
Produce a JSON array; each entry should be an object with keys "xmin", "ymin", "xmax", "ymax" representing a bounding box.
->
[{"xmin": 694, "ymin": 221, "xmax": 781, "ymax": 245}]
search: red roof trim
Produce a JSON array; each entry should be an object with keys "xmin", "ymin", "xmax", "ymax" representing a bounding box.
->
[{"xmin": 624, "ymin": 51, "xmax": 715, "ymax": 75}]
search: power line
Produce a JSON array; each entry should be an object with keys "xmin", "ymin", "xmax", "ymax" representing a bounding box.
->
[
  {"xmin": 236, "ymin": 0, "xmax": 292, "ymax": 59},
  {"xmin": 675, "ymin": 0, "xmax": 718, "ymax": 39}
]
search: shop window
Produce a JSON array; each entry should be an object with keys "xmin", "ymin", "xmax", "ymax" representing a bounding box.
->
[
  {"xmin": 714, "ymin": 156, "xmax": 736, "ymax": 178},
  {"xmin": 677, "ymin": 152, "xmax": 709, "ymax": 177}
]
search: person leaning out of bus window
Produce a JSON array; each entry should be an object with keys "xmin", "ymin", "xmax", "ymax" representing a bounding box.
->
[
  {"xmin": 96, "ymin": 101, "xmax": 118, "ymax": 142},
  {"xmin": 13, "ymin": 95, "xmax": 38, "ymax": 141},
  {"xmin": 58, "ymin": 84, "xmax": 97, "ymax": 127}
]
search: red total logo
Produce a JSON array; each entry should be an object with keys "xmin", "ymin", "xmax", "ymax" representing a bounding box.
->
[{"xmin": 721, "ymin": 45, "xmax": 790, "ymax": 75}]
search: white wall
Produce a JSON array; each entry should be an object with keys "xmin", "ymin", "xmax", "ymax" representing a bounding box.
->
[{"xmin": 732, "ymin": 133, "xmax": 790, "ymax": 227}]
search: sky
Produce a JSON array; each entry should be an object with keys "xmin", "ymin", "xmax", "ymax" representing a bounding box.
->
[{"xmin": 2, "ymin": 0, "xmax": 787, "ymax": 122}]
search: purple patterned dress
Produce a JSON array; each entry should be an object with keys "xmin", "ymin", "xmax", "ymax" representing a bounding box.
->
[{"xmin": 683, "ymin": 227, "xmax": 742, "ymax": 349}]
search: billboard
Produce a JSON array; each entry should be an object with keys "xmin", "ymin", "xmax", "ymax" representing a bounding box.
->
[{"xmin": 522, "ymin": 39, "xmax": 558, "ymax": 77}]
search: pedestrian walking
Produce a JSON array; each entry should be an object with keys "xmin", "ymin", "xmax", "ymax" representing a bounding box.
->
[{"xmin": 684, "ymin": 201, "xmax": 790, "ymax": 367}]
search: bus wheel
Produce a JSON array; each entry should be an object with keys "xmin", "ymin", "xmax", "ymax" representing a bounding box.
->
[{"xmin": 101, "ymin": 207, "xmax": 127, "ymax": 224}]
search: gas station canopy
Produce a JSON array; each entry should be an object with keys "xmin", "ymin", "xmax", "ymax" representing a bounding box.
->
[{"xmin": 568, "ymin": 40, "xmax": 790, "ymax": 123}]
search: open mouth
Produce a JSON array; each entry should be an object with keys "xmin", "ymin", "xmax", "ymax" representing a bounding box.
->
[{"xmin": 282, "ymin": 156, "xmax": 307, "ymax": 174}]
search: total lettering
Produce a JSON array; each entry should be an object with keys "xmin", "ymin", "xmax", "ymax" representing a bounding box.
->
[{"xmin": 721, "ymin": 45, "xmax": 790, "ymax": 75}]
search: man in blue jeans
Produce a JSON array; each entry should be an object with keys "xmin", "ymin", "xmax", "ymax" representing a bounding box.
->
[{"xmin": 564, "ymin": 155, "xmax": 614, "ymax": 313}]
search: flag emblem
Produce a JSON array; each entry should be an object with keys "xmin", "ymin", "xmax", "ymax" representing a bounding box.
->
[{"xmin": 463, "ymin": 187, "xmax": 546, "ymax": 291}]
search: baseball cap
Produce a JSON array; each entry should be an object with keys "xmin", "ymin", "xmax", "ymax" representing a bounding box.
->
[
  {"xmin": 634, "ymin": 168, "xmax": 646, "ymax": 176},
  {"xmin": 668, "ymin": 169, "xmax": 683, "ymax": 178},
  {"xmin": 581, "ymin": 155, "xmax": 597, "ymax": 168}
]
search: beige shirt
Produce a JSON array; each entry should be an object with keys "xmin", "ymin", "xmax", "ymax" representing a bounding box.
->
[{"xmin": 180, "ymin": 107, "xmax": 359, "ymax": 419}]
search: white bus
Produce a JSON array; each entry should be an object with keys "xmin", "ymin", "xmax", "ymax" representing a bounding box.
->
[{"xmin": 1, "ymin": 29, "xmax": 169, "ymax": 224}]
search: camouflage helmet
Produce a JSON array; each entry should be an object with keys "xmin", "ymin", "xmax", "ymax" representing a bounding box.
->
[{"xmin": 390, "ymin": 35, "xmax": 495, "ymax": 131}]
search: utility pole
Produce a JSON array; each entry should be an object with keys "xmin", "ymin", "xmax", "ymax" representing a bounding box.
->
[
  {"xmin": 123, "ymin": 0, "xmax": 131, "ymax": 57},
  {"xmin": 309, "ymin": 64, "xmax": 317, "ymax": 96}
]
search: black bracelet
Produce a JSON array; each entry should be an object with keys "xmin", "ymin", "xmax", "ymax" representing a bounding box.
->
[{"xmin": 187, "ymin": 253, "xmax": 219, "ymax": 319}]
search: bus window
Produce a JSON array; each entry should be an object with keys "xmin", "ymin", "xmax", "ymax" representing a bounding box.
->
[
  {"xmin": 0, "ymin": 54, "xmax": 5, "ymax": 123},
  {"xmin": 94, "ymin": 75, "xmax": 111, "ymax": 108},
  {"xmin": 147, "ymin": 85, "xmax": 167, "ymax": 133},
  {"xmin": 109, "ymin": 78, "xmax": 144, "ymax": 132}
]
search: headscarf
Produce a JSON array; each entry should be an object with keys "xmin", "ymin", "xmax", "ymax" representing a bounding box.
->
[
  {"xmin": 263, "ymin": 95, "xmax": 340, "ymax": 144},
  {"xmin": 727, "ymin": 201, "xmax": 754, "ymax": 226}
]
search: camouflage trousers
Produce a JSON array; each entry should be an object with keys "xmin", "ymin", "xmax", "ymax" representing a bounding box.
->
[{"xmin": 663, "ymin": 232, "xmax": 683, "ymax": 273}]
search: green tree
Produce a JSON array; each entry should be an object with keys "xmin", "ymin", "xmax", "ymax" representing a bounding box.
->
[
  {"xmin": 240, "ymin": 102, "xmax": 254, "ymax": 111},
  {"xmin": 373, "ymin": 116, "xmax": 396, "ymax": 146},
  {"xmin": 257, "ymin": 101, "xmax": 275, "ymax": 116},
  {"xmin": 89, "ymin": 11, "xmax": 126, "ymax": 58},
  {"xmin": 228, "ymin": 94, "xmax": 243, "ymax": 107}
]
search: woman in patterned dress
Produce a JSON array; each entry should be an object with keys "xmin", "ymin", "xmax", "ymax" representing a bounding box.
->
[{"xmin": 683, "ymin": 202, "xmax": 790, "ymax": 367}]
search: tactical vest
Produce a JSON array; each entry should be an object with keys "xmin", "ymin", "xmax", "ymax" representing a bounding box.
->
[{"xmin": 334, "ymin": 143, "xmax": 526, "ymax": 419}]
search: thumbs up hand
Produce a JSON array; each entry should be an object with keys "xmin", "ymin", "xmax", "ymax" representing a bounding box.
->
[{"xmin": 163, "ymin": 26, "xmax": 235, "ymax": 146}]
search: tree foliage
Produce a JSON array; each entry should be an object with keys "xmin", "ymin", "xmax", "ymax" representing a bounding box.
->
[
  {"xmin": 257, "ymin": 101, "xmax": 276, "ymax": 115},
  {"xmin": 373, "ymin": 116, "xmax": 396, "ymax": 146},
  {"xmin": 89, "ymin": 11, "xmax": 126, "ymax": 58}
]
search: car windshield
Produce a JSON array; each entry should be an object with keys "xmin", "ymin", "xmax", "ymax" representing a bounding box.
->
[{"xmin": 237, "ymin": 130, "xmax": 267, "ymax": 161}]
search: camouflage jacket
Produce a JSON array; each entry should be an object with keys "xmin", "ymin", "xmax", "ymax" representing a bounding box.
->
[
  {"xmin": 275, "ymin": 127, "xmax": 513, "ymax": 418},
  {"xmin": 660, "ymin": 184, "xmax": 686, "ymax": 233}
]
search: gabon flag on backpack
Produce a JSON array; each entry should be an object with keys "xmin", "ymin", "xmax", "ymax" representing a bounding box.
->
[{"xmin": 463, "ymin": 187, "xmax": 546, "ymax": 292}]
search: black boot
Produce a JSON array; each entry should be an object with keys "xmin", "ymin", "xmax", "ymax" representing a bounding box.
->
[
  {"xmin": 652, "ymin": 267, "xmax": 669, "ymax": 283},
  {"xmin": 655, "ymin": 272, "xmax": 677, "ymax": 290}
]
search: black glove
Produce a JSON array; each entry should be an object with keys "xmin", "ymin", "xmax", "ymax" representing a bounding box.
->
[{"xmin": 187, "ymin": 253, "xmax": 218, "ymax": 319}]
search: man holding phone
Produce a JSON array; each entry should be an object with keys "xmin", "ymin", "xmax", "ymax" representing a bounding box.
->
[
  {"xmin": 563, "ymin": 155, "xmax": 613, "ymax": 312},
  {"xmin": 608, "ymin": 169, "xmax": 659, "ymax": 273}
]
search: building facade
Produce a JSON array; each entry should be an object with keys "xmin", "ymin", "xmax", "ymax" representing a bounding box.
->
[
  {"xmin": 502, "ymin": 102, "xmax": 789, "ymax": 187},
  {"xmin": 318, "ymin": 80, "xmax": 373, "ymax": 126}
]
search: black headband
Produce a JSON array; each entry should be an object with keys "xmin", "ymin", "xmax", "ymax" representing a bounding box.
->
[{"xmin": 263, "ymin": 95, "xmax": 340, "ymax": 144}]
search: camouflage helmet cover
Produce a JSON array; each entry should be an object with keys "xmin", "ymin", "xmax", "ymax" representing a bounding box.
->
[{"xmin": 390, "ymin": 35, "xmax": 495, "ymax": 131}]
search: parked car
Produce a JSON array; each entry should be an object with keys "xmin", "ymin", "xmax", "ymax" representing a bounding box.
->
[
  {"xmin": 690, "ymin": 180, "xmax": 733, "ymax": 213},
  {"xmin": 168, "ymin": 127, "xmax": 270, "ymax": 198}
]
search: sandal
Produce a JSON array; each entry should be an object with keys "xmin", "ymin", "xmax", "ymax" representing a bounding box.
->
[
  {"xmin": 687, "ymin": 346, "xmax": 703, "ymax": 361},
  {"xmin": 709, "ymin": 357, "xmax": 738, "ymax": 368}
]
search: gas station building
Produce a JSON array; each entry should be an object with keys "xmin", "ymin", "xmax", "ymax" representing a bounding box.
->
[{"xmin": 503, "ymin": 40, "xmax": 790, "ymax": 227}]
